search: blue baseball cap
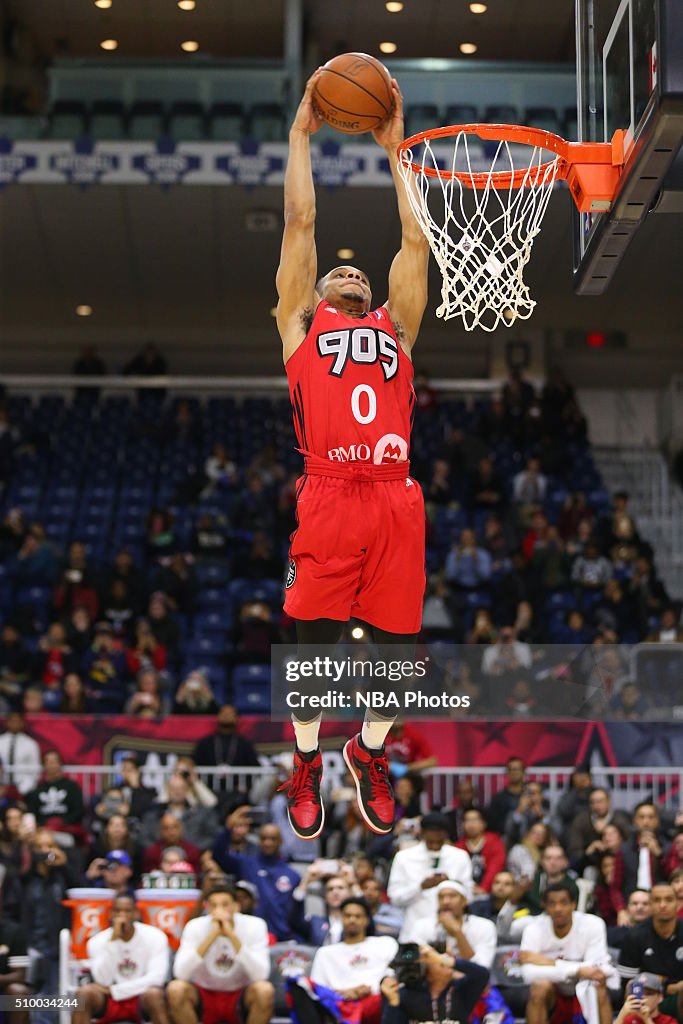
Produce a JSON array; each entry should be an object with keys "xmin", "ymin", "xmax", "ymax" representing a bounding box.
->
[{"xmin": 106, "ymin": 849, "xmax": 132, "ymax": 868}]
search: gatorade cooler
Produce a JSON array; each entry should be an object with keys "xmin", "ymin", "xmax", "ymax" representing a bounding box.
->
[
  {"xmin": 135, "ymin": 888, "xmax": 201, "ymax": 950},
  {"xmin": 64, "ymin": 888, "xmax": 116, "ymax": 958}
]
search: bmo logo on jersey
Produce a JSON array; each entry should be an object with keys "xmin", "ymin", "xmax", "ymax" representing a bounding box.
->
[
  {"xmin": 328, "ymin": 432, "xmax": 409, "ymax": 464},
  {"xmin": 317, "ymin": 327, "xmax": 399, "ymax": 381}
]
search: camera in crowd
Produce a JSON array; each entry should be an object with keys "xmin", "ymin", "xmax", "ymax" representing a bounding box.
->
[{"xmin": 389, "ymin": 943, "xmax": 426, "ymax": 989}]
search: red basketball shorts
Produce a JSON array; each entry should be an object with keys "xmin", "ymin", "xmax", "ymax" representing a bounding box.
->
[
  {"xmin": 95, "ymin": 996, "xmax": 142, "ymax": 1024},
  {"xmin": 284, "ymin": 465, "xmax": 425, "ymax": 634},
  {"xmin": 197, "ymin": 986, "xmax": 245, "ymax": 1024}
]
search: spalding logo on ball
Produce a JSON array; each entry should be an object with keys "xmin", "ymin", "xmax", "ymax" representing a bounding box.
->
[{"xmin": 313, "ymin": 52, "xmax": 394, "ymax": 134}]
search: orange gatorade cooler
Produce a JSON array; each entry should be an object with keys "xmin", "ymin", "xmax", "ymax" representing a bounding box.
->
[
  {"xmin": 64, "ymin": 888, "xmax": 116, "ymax": 958},
  {"xmin": 134, "ymin": 888, "xmax": 201, "ymax": 950}
]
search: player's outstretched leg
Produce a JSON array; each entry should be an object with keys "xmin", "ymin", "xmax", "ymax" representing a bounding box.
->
[
  {"xmin": 278, "ymin": 617, "xmax": 344, "ymax": 840},
  {"xmin": 344, "ymin": 629, "xmax": 417, "ymax": 835}
]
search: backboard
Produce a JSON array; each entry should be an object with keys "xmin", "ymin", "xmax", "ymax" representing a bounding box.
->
[{"xmin": 573, "ymin": 0, "xmax": 683, "ymax": 294}]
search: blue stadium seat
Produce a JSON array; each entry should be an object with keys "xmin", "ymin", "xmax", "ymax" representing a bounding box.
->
[
  {"xmin": 228, "ymin": 578, "xmax": 282, "ymax": 609},
  {"xmin": 404, "ymin": 104, "xmax": 440, "ymax": 139},
  {"xmin": 168, "ymin": 101, "xmax": 206, "ymax": 141},
  {"xmin": 208, "ymin": 102, "xmax": 245, "ymax": 142},
  {"xmin": 232, "ymin": 664, "xmax": 271, "ymax": 714},
  {"xmin": 192, "ymin": 610, "xmax": 231, "ymax": 635},
  {"xmin": 524, "ymin": 106, "xmax": 561, "ymax": 133},
  {"xmin": 197, "ymin": 587, "xmax": 232, "ymax": 611},
  {"xmin": 89, "ymin": 99, "xmax": 126, "ymax": 140},
  {"xmin": 128, "ymin": 101, "xmax": 166, "ymax": 140},
  {"xmin": 48, "ymin": 100, "xmax": 87, "ymax": 139},
  {"xmin": 483, "ymin": 104, "xmax": 520, "ymax": 124},
  {"xmin": 187, "ymin": 635, "xmax": 227, "ymax": 660},
  {"xmin": 444, "ymin": 104, "xmax": 479, "ymax": 125},
  {"xmin": 248, "ymin": 103, "xmax": 286, "ymax": 142}
]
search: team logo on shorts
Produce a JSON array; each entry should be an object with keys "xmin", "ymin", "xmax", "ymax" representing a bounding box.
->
[{"xmin": 286, "ymin": 560, "xmax": 297, "ymax": 588}]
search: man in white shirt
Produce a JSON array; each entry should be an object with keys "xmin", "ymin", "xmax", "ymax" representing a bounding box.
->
[
  {"xmin": 0, "ymin": 711, "xmax": 41, "ymax": 794},
  {"xmin": 72, "ymin": 895, "xmax": 169, "ymax": 1024},
  {"xmin": 290, "ymin": 897, "xmax": 397, "ymax": 1024},
  {"xmin": 168, "ymin": 882, "xmax": 273, "ymax": 1024},
  {"xmin": 387, "ymin": 812, "xmax": 473, "ymax": 941},
  {"xmin": 520, "ymin": 881, "xmax": 618, "ymax": 1024},
  {"xmin": 405, "ymin": 880, "xmax": 497, "ymax": 969}
]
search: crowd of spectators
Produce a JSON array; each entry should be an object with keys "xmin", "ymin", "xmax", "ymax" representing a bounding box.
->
[
  {"xmin": 0, "ymin": 723, "xmax": 681, "ymax": 1024},
  {"xmin": 0, "ymin": 366, "xmax": 681, "ymax": 719}
]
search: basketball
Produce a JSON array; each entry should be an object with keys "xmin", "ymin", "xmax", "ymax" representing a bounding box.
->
[{"xmin": 313, "ymin": 52, "xmax": 394, "ymax": 134}]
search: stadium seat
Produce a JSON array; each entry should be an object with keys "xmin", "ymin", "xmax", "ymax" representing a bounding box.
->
[
  {"xmin": 404, "ymin": 103, "xmax": 440, "ymax": 139},
  {"xmin": 168, "ymin": 101, "xmax": 206, "ymax": 141},
  {"xmin": 248, "ymin": 103, "xmax": 286, "ymax": 142},
  {"xmin": 524, "ymin": 106, "xmax": 561, "ymax": 133},
  {"xmin": 48, "ymin": 100, "xmax": 88, "ymax": 139},
  {"xmin": 232, "ymin": 663, "xmax": 271, "ymax": 713},
  {"xmin": 483, "ymin": 104, "xmax": 520, "ymax": 124},
  {"xmin": 228, "ymin": 578, "xmax": 282, "ymax": 610},
  {"xmin": 444, "ymin": 104, "xmax": 479, "ymax": 125},
  {"xmin": 128, "ymin": 101, "xmax": 166, "ymax": 140},
  {"xmin": 208, "ymin": 102, "xmax": 246, "ymax": 142},
  {"xmin": 89, "ymin": 99, "xmax": 126, "ymax": 140}
]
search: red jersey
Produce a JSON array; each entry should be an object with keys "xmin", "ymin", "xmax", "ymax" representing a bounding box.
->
[{"xmin": 285, "ymin": 302, "xmax": 415, "ymax": 469}]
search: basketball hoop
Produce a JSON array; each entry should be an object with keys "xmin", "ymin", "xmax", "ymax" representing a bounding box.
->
[{"xmin": 397, "ymin": 123, "xmax": 625, "ymax": 332}]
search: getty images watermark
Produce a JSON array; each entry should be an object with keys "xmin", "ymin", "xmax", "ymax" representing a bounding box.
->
[{"xmin": 270, "ymin": 644, "xmax": 472, "ymax": 720}]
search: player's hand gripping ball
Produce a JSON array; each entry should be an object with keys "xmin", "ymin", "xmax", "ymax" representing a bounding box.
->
[{"xmin": 313, "ymin": 52, "xmax": 395, "ymax": 134}]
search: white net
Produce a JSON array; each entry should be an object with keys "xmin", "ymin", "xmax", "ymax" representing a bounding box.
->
[{"xmin": 398, "ymin": 129, "xmax": 561, "ymax": 332}]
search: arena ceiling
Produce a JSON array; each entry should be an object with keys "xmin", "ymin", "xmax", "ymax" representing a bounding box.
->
[{"xmin": 4, "ymin": 0, "xmax": 575, "ymax": 63}]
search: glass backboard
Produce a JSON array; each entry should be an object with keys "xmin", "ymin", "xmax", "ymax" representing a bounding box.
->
[{"xmin": 573, "ymin": 0, "xmax": 683, "ymax": 293}]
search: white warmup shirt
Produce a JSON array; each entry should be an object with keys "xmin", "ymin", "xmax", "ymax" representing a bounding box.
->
[
  {"xmin": 408, "ymin": 913, "xmax": 497, "ymax": 969},
  {"xmin": 310, "ymin": 937, "xmax": 398, "ymax": 994},
  {"xmin": 520, "ymin": 911, "xmax": 618, "ymax": 992},
  {"xmin": 173, "ymin": 913, "xmax": 270, "ymax": 992},
  {"xmin": 387, "ymin": 842, "xmax": 473, "ymax": 942},
  {"xmin": 87, "ymin": 923, "xmax": 169, "ymax": 1001}
]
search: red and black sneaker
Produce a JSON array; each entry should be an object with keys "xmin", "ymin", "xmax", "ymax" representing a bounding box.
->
[
  {"xmin": 343, "ymin": 733, "xmax": 394, "ymax": 834},
  {"xmin": 277, "ymin": 748, "xmax": 325, "ymax": 841}
]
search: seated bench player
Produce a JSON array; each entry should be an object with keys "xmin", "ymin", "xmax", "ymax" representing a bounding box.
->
[
  {"xmin": 73, "ymin": 895, "xmax": 169, "ymax": 1024},
  {"xmin": 167, "ymin": 881, "xmax": 274, "ymax": 1024}
]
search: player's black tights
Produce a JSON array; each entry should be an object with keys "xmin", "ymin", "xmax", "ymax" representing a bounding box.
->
[
  {"xmin": 293, "ymin": 618, "xmax": 417, "ymax": 730},
  {"xmin": 295, "ymin": 617, "xmax": 417, "ymax": 651}
]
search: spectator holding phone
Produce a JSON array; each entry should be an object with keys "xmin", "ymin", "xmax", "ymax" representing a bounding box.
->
[
  {"xmin": 388, "ymin": 813, "xmax": 473, "ymax": 941},
  {"xmin": 616, "ymin": 976, "xmax": 679, "ymax": 1024}
]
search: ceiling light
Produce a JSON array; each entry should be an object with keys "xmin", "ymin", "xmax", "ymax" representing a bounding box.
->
[
  {"xmin": 459, "ymin": 42, "xmax": 478, "ymax": 54},
  {"xmin": 385, "ymin": 2, "xmax": 404, "ymax": 11},
  {"xmin": 75, "ymin": 305, "xmax": 93, "ymax": 317},
  {"xmin": 100, "ymin": 38, "xmax": 118, "ymax": 50},
  {"xmin": 177, "ymin": 0, "xmax": 196, "ymax": 8},
  {"xmin": 94, "ymin": 0, "xmax": 112, "ymax": 8},
  {"xmin": 336, "ymin": 247, "xmax": 355, "ymax": 259},
  {"xmin": 469, "ymin": 2, "xmax": 487, "ymax": 12},
  {"xmin": 351, "ymin": 626, "xmax": 365, "ymax": 639},
  {"xmin": 181, "ymin": 39, "xmax": 199, "ymax": 52},
  {"xmin": 379, "ymin": 41, "xmax": 397, "ymax": 54}
]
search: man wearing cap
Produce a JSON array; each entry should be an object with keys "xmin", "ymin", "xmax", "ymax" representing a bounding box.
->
[
  {"xmin": 168, "ymin": 882, "xmax": 274, "ymax": 1024},
  {"xmin": 234, "ymin": 881, "xmax": 278, "ymax": 945},
  {"xmin": 74, "ymin": 894, "xmax": 169, "ymax": 1024},
  {"xmin": 84, "ymin": 849, "xmax": 135, "ymax": 898},
  {"xmin": 387, "ymin": 812, "xmax": 473, "ymax": 942},
  {"xmin": 405, "ymin": 880, "xmax": 497, "ymax": 967},
  {"xmin": 618, "ymin": 883, "xmax": 683, "ymax": 1023},
  {"xmin": 520, "ymin": 881, "xmax": 618, "ymax": 1024},
  {"xmin": 616, "ymin": 975, "xmax": 679, "ymax": 1024}
]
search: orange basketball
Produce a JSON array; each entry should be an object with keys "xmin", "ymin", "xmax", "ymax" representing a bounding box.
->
[{"xmin": 313, "ymin": 53, "xmax": 394, "ymax": 134}]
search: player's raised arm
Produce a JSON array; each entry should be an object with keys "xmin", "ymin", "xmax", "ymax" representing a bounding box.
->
[
  {"xmin": 373, "ymin": 80, "xmax": 429, "ymax": 353},
  {"xmin": 276, "ymin": 72, "xmax": 324, "ymax": 362}
]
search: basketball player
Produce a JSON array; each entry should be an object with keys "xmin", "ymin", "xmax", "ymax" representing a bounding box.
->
[{"xmin": 275, "ymin": 71, "xmax": 429, "ymax": 842}]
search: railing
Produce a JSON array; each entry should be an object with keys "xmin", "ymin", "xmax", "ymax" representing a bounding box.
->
[
  {"xmin": 0, "ymin": 373, "xmax": 503, "ymax": 397},
  {"xmin": 31, "ymin": 763, "xmax": 683, "ymax": 812}
]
